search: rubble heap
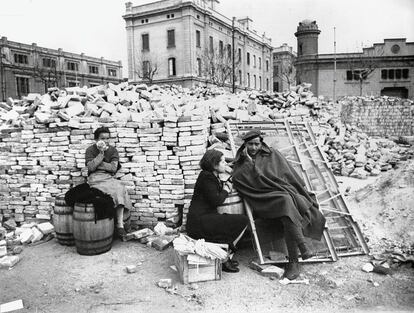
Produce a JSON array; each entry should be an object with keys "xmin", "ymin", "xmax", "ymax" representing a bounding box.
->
[
  {"xmin": 318, "ymin": 120, "xmax": 414, "ymax": 178},
  {"xmin": 0, "ymin": 82, "xmax": 412, "ymax": 228}
]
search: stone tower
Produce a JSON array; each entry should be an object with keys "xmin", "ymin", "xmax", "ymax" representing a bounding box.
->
[{"xmin": 294, "ymin": 20, "xmax": 321, "ymax": 94}]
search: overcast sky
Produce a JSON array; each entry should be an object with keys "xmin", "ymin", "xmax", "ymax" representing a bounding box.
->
[{"xmin": 1, "ymin": 0, "xmax": 413, "ymax": 78}]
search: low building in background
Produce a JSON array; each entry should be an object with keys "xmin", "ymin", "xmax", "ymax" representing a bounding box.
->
[
  {"xmin": 272, "ymin": 43, "xmax": 296, "ymax": 92},
  {"xmin": 123, "ymin": 0, "xmax": 273, "ymax": 91},
  {"xmin": 294, "ymin": 20, "xmax": 414, "ymax": 99},
  {"xmin": 0, "ymin": 36, "xmax": 123, "ymax": 100}
]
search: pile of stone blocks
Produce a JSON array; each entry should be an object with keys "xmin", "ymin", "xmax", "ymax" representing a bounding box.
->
[
  {"xmin": 1, "ymin": 82, "xmax": 412, "ymax": 229},
  {"xmin": 318, "ymin": 121, "xmax": 414, "ymax": 178}
]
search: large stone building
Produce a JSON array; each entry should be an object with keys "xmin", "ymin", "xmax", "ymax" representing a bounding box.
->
[
  {"xmin": 272, "ymin": 43, "xmax": 296, "ymax": 92},
  {"xmin": 123, "ymin": 0, "xmax": 273, "ymax": 91},
  {"xmin": 294, "ymin": 20, "xmax": 414, "ymax": 99},
  {"xmin": 0, "ymin": 36, "xmax": 123, "ymax": 100}
]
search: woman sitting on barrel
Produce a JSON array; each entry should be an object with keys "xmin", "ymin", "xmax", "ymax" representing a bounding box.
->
[
  {"xmin": 85, "ymin": 127, "xmax": 132, "ymax": 240},
  {"xmin": 186, "ymin": 149, "xmax": 249, "ymax": 273}
]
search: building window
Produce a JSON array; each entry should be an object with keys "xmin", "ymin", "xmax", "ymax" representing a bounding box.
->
[
  {"xmin": 259, "ymin": 76, "xmax": 262, "ymax": 89},
  {"xmin": 68, "ymin": 81, "xmax": 78, "ymax": 87},
  {"xmin": 247, "ymin": 73, "xmax": 250, "ymax": 88},
  {"xmin": 16, "ymin": 76, "xmax": 29, "ymax": 97},
  {"xmin": 259, "ymin": 57, "xmax": 261, "ymax": 69},
  {"xmin": 209, "ymin": 36, "xmax": 214, "ymax": 53},
  {"xmin": 197, "ymin": 15, "xmax": 200, "ymax": 19},
  {"xmin": 89, "ymin": 65, "xmax": 99, "ymax": 74},
  {"xmin": 273, "ymin": 81, "xmax": 279, "ymax": 92},
  {"xmin": 171, "ymin": 14, "xmax": 174, "ymax": 18},
  {"xmin": 219, "ymin": 40, "xmax": 223, "ymax": 56},
  {"xmin": 395, "ymin": 69, "xmax": 402, "ymax": 79},
  {"xmin": 402, "ymin": 69, "xmax": 409, "ymax": 79},
  {"xmin": 274, "ymin": 65, "xmax": 279, "ymax": 75},
  {"xmin": 346, "ymin": 70, "xmax": 368, "ymax": 81},
  {"xmin": 247, "ymin": 52, "xmax": 250, "ymax": 65},
  {"xmin": 266, "ymin": 78, "xmax": 269, "ymax": 91},
  {"xmin": 299, "ymin": 44, "xmax": 303, "ymax": 56},
  {"xmin": 227, "ymin": 44, "xmax": 231, "ymax": 59},
  {"xmin": 197, "ymin": 58, "xmax": 202, "ymax": 77},
  {"xmin": 167, "ymin": 29, "xmax": 175, "ymax": 48},
  {"xmin": 42, "ymin": 58, "xmax": 56, "ymax": 68},
  {"xmin": 381, "ymin": 68, "xmax": 409, "ymax": 80},
  {"xmin": 266, "ymin": 60, "xmax": 269, "ymax": 71},
  {"xmin": 238, "ymin": 48, "xmax": 241, "ymax": 62},
  {"xmin": 14, "ymin": 54, "xmax": 28, "ymax": 64},
  {"xmin": 254, "ymin": 75, "xmax": 256, "ymax": 89},
  {"xmin": 253, "ymin": 55, "xmax": 256, "ymax": 68},
  {"xmin": 142, "ymin": 34, "xmax": 149, "ymax": 51},
  {"xmin": 196, "ymin": 30, "xmax": 201, "ymax": 48},
  {"xmin": 66, "ymin": 62, "xmax": 79, "ymax": 71},
  {"xmin": 108, "ymin": 68, "xmax": 117, "ymax": 77},
  {"xmin": 143, "ymin": 61, "xmax": 150, "ymax": 77},
  {"xmin": 168, "ymin": 58, "xmax": 176, "ymax": 76},
  {"xmin": 238, "ymin": 70, "xmax": 242, "ymax": 85}
]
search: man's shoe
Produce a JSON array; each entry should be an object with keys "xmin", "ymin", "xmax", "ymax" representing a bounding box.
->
[
  {"xmin": 222, "ymin": 260, "xmax": 239, "ymax": 273},
  {"xmin": 116, "ymin": 227, "xmax": 127, "ymax": 241},
  {"xmin": 284, "ymin": 258, "xmax": 300, "ymax": 280},
  {"xmin": 298, "ymin": 243, "xmax": 315, "ymax": 260},
  {"xmin": 230, "ymin": 259, "xmax": 239, "ymax": 267}
]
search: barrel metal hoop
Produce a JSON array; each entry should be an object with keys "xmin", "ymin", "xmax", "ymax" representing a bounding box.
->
[{"xmin": 74, "ymin": 234, "xmax": 113, "ymax": 243}]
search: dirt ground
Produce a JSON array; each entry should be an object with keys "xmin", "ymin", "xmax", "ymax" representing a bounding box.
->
[{"xmin": 1, "ymin": 161, "xmax": 414, "ymax": 313}]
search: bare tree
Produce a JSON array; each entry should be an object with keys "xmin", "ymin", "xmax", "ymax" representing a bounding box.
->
[
  {"xmin": 345, "ymin": 47, "xmax": 384, "ymax": 96},
  {"xmin": 275, "ymin": 56, "xmax": 296, "ymax": 90},
  {"xmin": 133, "ymin": 54, "xmax": 158, "ymax": 85},
  {"xmin": 32, "ymin": 59, "xmax": 61, "ymax": 92},
  {"xmin": 199, "ymin": 47, "xmax": 241, "ymax": 87}
]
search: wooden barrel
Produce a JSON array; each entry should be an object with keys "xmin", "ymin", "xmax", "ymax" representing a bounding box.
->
[
  {"xmin": 73, "ymin": 203, "xmax": 114, "ymax": 256},
  {"xmin": 53, "ymin": 195, "xmax": 75, "ymax": 246},
  {"xmin": 217, "ymin": 192, "xmax": 245, "ymax": 215}
]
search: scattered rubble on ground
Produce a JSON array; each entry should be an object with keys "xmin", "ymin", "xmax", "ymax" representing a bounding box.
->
[{"xmin": 0, "ymin": 221, "xmax": 54, "ymax": 268}]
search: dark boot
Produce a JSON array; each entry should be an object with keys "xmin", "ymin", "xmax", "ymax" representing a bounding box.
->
[
  {"xmin": 222, "ymin": 260, "xmax": 239, "ymax": 273},
  {"xmin": 284, "ymin": 258, "xmax": 300, "ymax": 280},
  {"xmin": 298, "ymin": 243, "xmax": 315, "ymax": 260}
]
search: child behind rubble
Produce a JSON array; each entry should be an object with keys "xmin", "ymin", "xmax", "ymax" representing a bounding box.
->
[
  {"xmin": 85, "ymin": 127, "xmax": 132, "ymax": 241},
  {"xmin": 186, "ymin": 149, "xmax": 248, "ymax": 273}
]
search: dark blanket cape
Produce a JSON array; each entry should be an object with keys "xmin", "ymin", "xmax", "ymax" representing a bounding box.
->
[
  {"xmin": 65, "ymin": 183, "xmax": 115, "ymax": 220},
  {"xmin": 232, "ymin": 143, "xmax": 326, "ymax": 240}
]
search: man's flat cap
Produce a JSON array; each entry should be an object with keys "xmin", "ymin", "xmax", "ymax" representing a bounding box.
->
[{"xmin": 242, "ymin": 129, "xmax": 262, "ymax": 142}]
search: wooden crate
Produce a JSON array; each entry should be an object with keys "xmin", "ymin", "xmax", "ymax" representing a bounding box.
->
[{"xmin": 173, "ymin": 249, "xmax": 222, "ymax": 284}]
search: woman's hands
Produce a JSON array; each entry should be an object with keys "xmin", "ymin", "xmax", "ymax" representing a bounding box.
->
[
  {"xmin": 96, "ymin": 140, "xmax": 108, "ymax": 153},
  {"xmin": 223, "ymin": 180, "xmax": 233, "ymax": 193}
]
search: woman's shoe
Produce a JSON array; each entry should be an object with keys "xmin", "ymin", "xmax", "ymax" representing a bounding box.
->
[
  {"xmin": 222, "ymin": 260, "xmax": 239, "ymax": 273},
  {"xmin": 284, "ymin": 258, "xmax": 300, "ymax": 280},
  {"xmin": 298, "ymin": 243, "xmax": 315, "ymax": 260},
  {"xmin": 116, "ymin": 227, "xmax": 127, "ymax": 241}
]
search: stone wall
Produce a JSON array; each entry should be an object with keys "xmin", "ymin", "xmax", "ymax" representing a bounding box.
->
[
  {"xmin": 340, "ymin": 97, "xmax": 413, "ymax": 137},
  {"xmin": 0, "ymin": 115, "xmax": 210, "ymax": 228}
]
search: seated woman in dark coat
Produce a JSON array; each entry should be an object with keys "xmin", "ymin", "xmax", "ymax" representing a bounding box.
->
[
  {"xmin": 186, "ymin": 149, "xmax": 249, "ymax": 273},
  {"xmin": 85, "ymin": 127, "xmax": 132, "ymax": 240},
  {"xmin": 232, "ymin": 129, "xmax": 326, "ymax": 280}
]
